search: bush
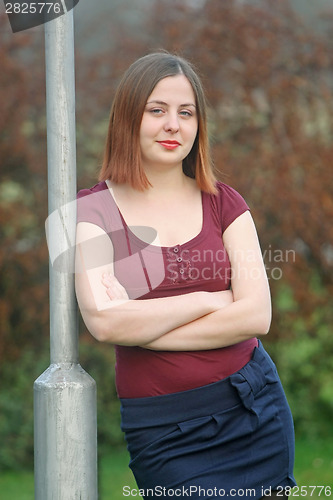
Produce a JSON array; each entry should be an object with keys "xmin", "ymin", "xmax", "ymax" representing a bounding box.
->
[
  {"xmin": 0, "ymin": 348, "xmax": 48, "ymax": 471},
  {"xmin": 267, "ymin": 281, "xmax": 333, "ymax": 439},
  {"xmin": 0, "ymin": 338, "xmax": 124, "ymax": 471}
]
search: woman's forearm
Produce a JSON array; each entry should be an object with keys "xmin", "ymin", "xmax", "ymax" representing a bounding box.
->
[
  {"xmin": 82, "ymin": 290, "xmax": 227, "ymax": 346},
  {"xmin": 142, "ymin": 296, "xmax": 271, "ymax": 351},
  {"xmin": 76, "ymin": 222, "xmax": 233, "ymax": 346}
]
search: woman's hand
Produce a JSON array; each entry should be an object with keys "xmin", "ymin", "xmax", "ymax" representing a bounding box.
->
[{"xmin": 102, "ymin": 273, "xmax": 129, "ymax": 301}]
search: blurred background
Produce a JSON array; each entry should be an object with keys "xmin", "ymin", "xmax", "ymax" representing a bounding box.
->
[{"xmin": 0, "ymin": 0, "xmax": 332, "ymax": 498}]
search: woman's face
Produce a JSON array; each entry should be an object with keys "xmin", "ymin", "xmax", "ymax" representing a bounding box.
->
[{"xmin": 139, "ymin": 74, "xmax": 198, "ymax": 172}]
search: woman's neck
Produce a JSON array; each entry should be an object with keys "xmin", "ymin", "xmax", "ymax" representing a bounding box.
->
[
  {"xmin": 143, "ymin": 165, "xmax": 194, "ymax": 197},
  {"xmin": 107, "ymin": 166, "xmax": 199, "ymax": 203}
]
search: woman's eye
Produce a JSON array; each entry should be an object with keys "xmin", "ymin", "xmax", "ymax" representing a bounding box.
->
[
  {"xmin": 150, "ymin": 108, "xmax": 164, "ymax": 115},
  {"xmin": 179, "ymin": 109, "xmax": 193, "ymax": 117},
  {"xmin": 147, "ymin": 107, "xmax": 194, "ymax": 117}
]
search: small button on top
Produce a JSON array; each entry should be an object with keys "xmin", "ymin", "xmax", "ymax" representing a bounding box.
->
[{"xmin": 173, "ymin": 247, "xmax": 179, "ymax": 253}]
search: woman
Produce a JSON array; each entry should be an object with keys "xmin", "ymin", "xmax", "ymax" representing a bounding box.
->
[{"xmin": 75, "ymin": 52, "xmax": 296, "ymax": 498}]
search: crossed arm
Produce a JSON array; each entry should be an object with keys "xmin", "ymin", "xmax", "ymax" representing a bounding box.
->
[{"xmin": 75, "ymin": 211, "xmax": 271, "ymax": 351}]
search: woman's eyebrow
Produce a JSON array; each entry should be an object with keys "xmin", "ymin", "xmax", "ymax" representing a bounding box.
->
[{"xmin": 146, "ymin": 100, "xmax": 196, "ymax": 108}]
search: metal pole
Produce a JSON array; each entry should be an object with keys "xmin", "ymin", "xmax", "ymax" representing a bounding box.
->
[{"xmin": 34, "ymin": 10, "xmax": 98, "ymax": 500}]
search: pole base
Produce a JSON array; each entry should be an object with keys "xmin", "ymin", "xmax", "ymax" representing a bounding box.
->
[{"xmin": 34, "ymin": 363, "xmax": 98, "ymax": 500}]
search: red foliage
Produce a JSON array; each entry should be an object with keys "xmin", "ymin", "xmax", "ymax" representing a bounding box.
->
[
  {"xmin": 127, "ymin": 0, "xmax": 333, "ymax": 339},
  {"xmin": 1, "ymin": 0, "xmax": 333, "ymax": 359}
]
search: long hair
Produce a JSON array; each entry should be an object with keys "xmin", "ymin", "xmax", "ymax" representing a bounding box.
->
[{"xmin": 99, "ymin": 51, "xmax": 217, "ymax": 193}]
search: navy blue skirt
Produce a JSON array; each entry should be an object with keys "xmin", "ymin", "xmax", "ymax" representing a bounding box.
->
[{"xmin": 120, "ymin": 341, "xmax": 296, "ymax": 499}]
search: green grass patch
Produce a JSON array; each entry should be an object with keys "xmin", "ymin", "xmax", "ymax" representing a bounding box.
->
[
  {"xmin": 0, "ymin": 437, "xmax": 332, "ymax": 499},
  {"xmin": 0, "ymin": 469, "xmax": 34, "ymax": 500},
  {"xmin": 290, "ymin": 436, "xmax": 333, "ymax": 498},
  {"xmin": 99, "ymin": 448, "xmax": 137, "ymax": 499}
]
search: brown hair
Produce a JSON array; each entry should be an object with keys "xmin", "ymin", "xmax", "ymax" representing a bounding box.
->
[{"xmin": 99, "ymin": 51, "xmax": 217, "ymax": 193}]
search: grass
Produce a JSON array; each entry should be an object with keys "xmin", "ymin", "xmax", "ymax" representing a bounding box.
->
[
  {"xmin": 0, "ymin": 437, "xmax": 332, "ymax": 499},
  {"xmin": 0, "ymin": 469, "xmax": 35, "ymax": 500}
]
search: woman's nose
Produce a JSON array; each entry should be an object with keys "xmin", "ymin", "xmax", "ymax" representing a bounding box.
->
[{"xmin": 164, "ymin": 112, "xmax": 180, "ymax": 133}]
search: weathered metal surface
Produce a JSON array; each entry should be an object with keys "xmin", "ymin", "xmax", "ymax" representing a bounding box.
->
[
  {"xmin": 34, "ymin": 10, "xmax": 98, "ymax": 500},
  {"xmin": 34, "ymin": 364, "xmax": 97, "ymax": 499}
]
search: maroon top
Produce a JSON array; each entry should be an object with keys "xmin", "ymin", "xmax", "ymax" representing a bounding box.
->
[{"xmin": 77, "ymin": 181, "xmax": 258, "ymax": 398}]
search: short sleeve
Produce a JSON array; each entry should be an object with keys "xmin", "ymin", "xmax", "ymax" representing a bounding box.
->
[
  {"xmin": 76, "ymin": 182, "xmax": 126, "ymax": 239},
  {"xmin": 216, "ymin": 181, "xmax": 250, "ymax": 233},
  {"xmin": 76, "ymin": 182, "xmax": 109, "ymax": 232}
]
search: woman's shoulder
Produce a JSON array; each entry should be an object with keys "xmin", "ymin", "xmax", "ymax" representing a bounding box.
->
[
  {"xmin": 211, "ymin": 181, "xmax": 248, "ymax": 206},
  {"xmin": 213, "ymin": 180, "xmax": 244, "ymax": 198},
  {"xmin": 77, "ymin": 181, "xmax": 107, "ymax": 199},
  {"xmin": 207, "ymin": 181, "xmax": 250, "ymax": 233},
  {"xmin": 76, "ymin": 181, "xmax": 113, "ymax": 230}
]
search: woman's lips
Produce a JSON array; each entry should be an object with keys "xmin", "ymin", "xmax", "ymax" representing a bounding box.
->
[{"xmin": 157, "ymin": 140, "xmax": 181, "ymax": 150}]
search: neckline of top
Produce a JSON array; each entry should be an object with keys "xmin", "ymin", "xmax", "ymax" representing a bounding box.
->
[{"xmin": 103, "ymin": 181, "xmax": 208, "ymax": 252}]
